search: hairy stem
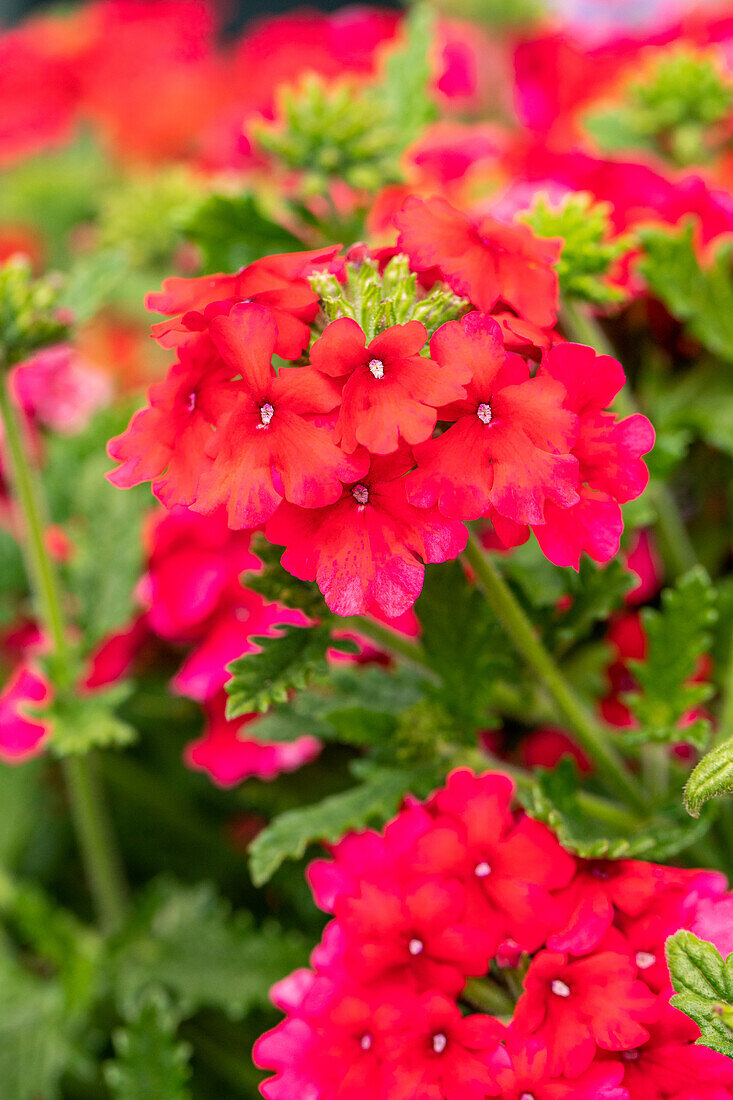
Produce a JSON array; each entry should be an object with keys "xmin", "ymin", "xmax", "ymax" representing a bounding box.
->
[
  {"xmin": 463, "ymin": 534, "xmax": 645, "ymax": 808},
  {"xmin": 0, "ymin": 362, "xmax": 127, "ymax": 933},
  {"xmin": 559, "ymin": 298, "xmax": 697, "ymax": 578}
]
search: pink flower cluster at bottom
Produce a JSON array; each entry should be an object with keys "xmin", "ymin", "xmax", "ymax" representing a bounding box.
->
[{"xmin": 255, "ymin": 769, "xmax": 733, "ymax": 1100}]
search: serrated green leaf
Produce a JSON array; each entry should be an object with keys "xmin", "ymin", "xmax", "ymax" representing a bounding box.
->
[
  {"xmin": 685, "ymin": 735, "xmax": 733, "ymax": 817},
  {"xmin": 625, "ymin": 567, "xmax": 717, "ymax": 745},
  {"xmin": 374, "ymin": 5, "xmax": 437, "ymax": 150},
  {"xmin": 639, "ymin": 221, "xmax": 733, "ymax": 361},
  {"xmin": 46, "ymin": 685, "xmax": 137, "ymax": 757},
  {"xmin": 248, "ymin": 765, "xmax": 440, "ymax": 886},
  {"xmin": 646, "ymin": 361, "xmax": 733, "ymax": 460},
  {"xmin": 114, "ymin": 880, "xmax": 307, "ymax": 1018},
  {"xmin": 552, "ymin": 558, "xmax": 635, "ymax": 650},
  {"xmin": 226, "ymin": 623, "xmax": 357, "ymax": 718},
  {"xmin": 184, "ymin": 193, "xmax": 303, "ymax": 274},
  {"xmin": 104, "ymin": 990, "xmax": 191, "ymax": 1100},
  {"xmin": 667, "ymin": 931, "xmax": 733, "ymax": 1057},
  {"xmin": 521, "ymin": 758, "xmax": 713, "ymax": 860}
]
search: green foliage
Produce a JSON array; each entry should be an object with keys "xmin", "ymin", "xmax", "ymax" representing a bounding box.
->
[
  {"xmin": 685, "ymin": 736, "xmax": 733, "ymax": 817},
  {"xmin": 246, "ymin": 540, "xmax": 331, "ymax": 617},
  {"xmin": 423, "ymin": 0, "xmax": 541, "ymax": 28},
  {"xmin": 98, "ymin": 168, "xmax": 202, "ymax": 269},
  {"xmin": 667, "ymin": 931, "xmax": 733, "ymax": 1057},
  {"xmin": 0, "ymin": 952, "xmax": 79, "ymax": 1100},
  {"xmin": 248, "ymin": 764, "xmax": 441, "ymax": 886},
  {"xmin": 311, "ymin": 252, "xmax": 467, "ymax": 342},
  {"xmin": 46, "ymin": 685, "xmax": 136, "ymax": 756},
  {"xmin": 416, "ymin": 560, "xmax": 519, "ymax": 733},
  {"xmin": 184, "ymin": 193, "xmax": 304, "ymax": 274},
  {"xmin": 44, "ymin": 407, "xmax": 150, "ymax": 653},
  {"xmin": 104, "ymin": 991, "xmax": 192, "ymax": 1100},
  {"xmin": 639, "ymin": 221, "xmax": 733, "ymax": 362},
  {"xmin": 645, "ymin": 361, "xmax": 733, "ymax": 462},
  {"xmin": 0, "ymin": 526, "xmax": 27, "ymax": 626},
  {"xmin": 0, "ymin": 258, "xmax": 68, "ymax": 367},
  {"xmin": 623, "ymin": 568, "xmax": 717, "ymax": 748},
  {"xmin": 522, "ymin": 759, "xmax": 713, "ymax": 860},
  {"xmin": 226, "ymin": 624, "xmax": 358, "ymax": 718},
  {"xmin": 113, "ymin": 880, "xmax": 307, "ymax": 1018},
  {"xmin": 585, "ymin": 47, "xmax": 733, "ymax": 165},
  {"xmin": 60, "ymin": 247, "xmax": 131, "ymax": 325},
  {"xmin": 255, "ymin": 6, "xmax": 436, "ymax": 192},
  {"xmin": 551, "ymin": 558, "xmax": 635, "ymax": 650},
  {"xmin": 522, "ymin": 192, "xmax": 630, "ymax": 305}
]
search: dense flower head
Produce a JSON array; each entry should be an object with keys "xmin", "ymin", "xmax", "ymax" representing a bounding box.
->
[
  {"xmin": 108, "ymin": 221, "xmax": 655, "ymax": 616},
  {"xmin": 256, "ymin": 768, "xmax": 733, "ymax": 1099}
]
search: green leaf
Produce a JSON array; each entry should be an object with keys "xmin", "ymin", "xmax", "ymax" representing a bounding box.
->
[
  {"xmin": 46, "ymin": 685, "xmax": 136, "ymax": 757},
  {"xmin": 248, "ymin": 764, "xmax": 440, "ymax": 886},
  {"xmin": 225, "ymin": 623, "xmax": 357, "ymax": 718},
  {"xmin": 624, "ymin": 567, "xmax": 717, "ymax": 745},
  {"xmin": 114, "ymin": 880, "xmax": 307, "ymax": 1018},
  {"xmin": 685, "ymin": 736, "xmax": 733, "ymax": 817},
  {"xmin": 646, "ymin": 361, "xmax": 733, "ymax": 460},
  {"xmin": 521, "ymin": 759, "xmax": 714, "ymax": 860},
  {"xmin": 667, "ymin": 930, "xmax": 733, "ymax": 1057},
  {"xmin": 60, "ymin": 247, "xmax": 130, "ymax": 324},
  {"xmin": 522, "ymin": 191, "xmax": 630, "ymax": 305},
  {"xmin": 0, "ymin": 953, "xmax": 78, "ymax": 1100},
  {"xmin": 639, "ymin": 221, "xmax": 733, "ymax": 361},
  {"xmin": 104, "ymin": 990, "xmax": 192, "ymax": 1100},
  {"xmin": 416, "ymin": 560, "xmax": 519, "ymax": 732},
  {"xmin": 184, "ymin": 193, "xmax": 303, "ymax": 274}
]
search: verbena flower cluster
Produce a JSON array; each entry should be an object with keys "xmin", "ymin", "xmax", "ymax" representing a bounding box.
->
[
  {"xmin": 256, "ymin": 769, "xmax": 733, "ymax": 1100},
  {"xmin": 107, "ymin": 234, "xmax": 654, "ymax": 618}
]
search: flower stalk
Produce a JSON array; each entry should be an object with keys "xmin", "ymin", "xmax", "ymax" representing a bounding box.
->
[
  {"xmin": 0, "ymin": 356, "xmax": 127, "ymax": 934},
  {"xmin": 463, "ymin": 533, "xmax": 645, "ymax": 809}
]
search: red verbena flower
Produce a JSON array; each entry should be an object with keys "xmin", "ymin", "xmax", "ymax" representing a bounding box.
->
[
  {"xmin": 512, "ymin": 948, "xmax": 655, "ymax": 1077},
  {"xmin": 406, "ymin": 312, "xmax": 579, "ymax": 525},
  {"xmin": 310, "ymin": 317, "xmax": 469, "ymax": 454},
  {"xmin": 191, "ymin": 303, "xmax": 366, "ymax": 529},
  {"xmin": 395, "ymin": 195, "xmax": 561, "ymax": 327},
  {"xmin": 266, "ymin": 449, "xmax": 468, "ymax": 618},
  {"xmin": 494, "ymin": 1036, "xmax": 627, "ymax": 1100},
  {"xmin": 107, "ymin": 335, "xmax": 236, "ymax": 508},
  {"xmin": 146, "ymin": 246, "xmax": 340, "ymax": 359}
]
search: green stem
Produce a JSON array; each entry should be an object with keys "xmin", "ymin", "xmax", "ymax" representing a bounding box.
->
[
  {"xmin": 641, "ymin": 743, "xmax": 670, "ymax": 800},
  {"xmin": 717, "ymin": 643, "xmax": 733, "ymax": 746},
  {"xmin": 559, "ymin": 299, "xmax": 698, "ymax": 578},
  {"xmin": 0, "ymin": 362, "xmax": 127, "ymax": 933},
  {"xmin": 463, "ymin": 534, "xmax": 645, "ymax": 809},
  {"xmin": 462, "ymin": 976, "xmax": 515, "ymax": 1016}
]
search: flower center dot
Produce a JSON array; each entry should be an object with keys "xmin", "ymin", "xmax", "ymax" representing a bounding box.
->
[
  {"xmin": 352, "ymin": 484, "xmax": 369, "ymax": 506},
  {"xmin": 432, "ymin": 1033, "xmax": 447, "ymax": 1054},
  {"xmin": 259, "ymin": 402, "xmax": 274, "ymax": 427},
  {"xmin": 520, "ymin": 1094, "xmax": 536, "ymax": 1100},
  {"xmin": 551, "ymin": 979, "xmax": 571, "ymax": 998},
  {"xmin": 635, "ymin": 951, "xmax": 656, "ymax": 970},
  {"xmin": 474, "ymin": 861, "xmax": 492, "ymax": 878},
  {"xmin": 186, "ymin": 391, "xmax": 197, "ymax": 411},
  {"xmin": 360, "ymin": 1033, "xmax": 372, "ymax": 1052},
  {"xmin": 369, "ymin": 358, "xmax": 385, "ymax": 379},
  {"xmin": 408, "ymin": 938, "xmax": 424, "ymax": 956},
  {"xmin": 622, "ymin": 1049, "xmax": 640, "ymax": 1062},
  {"xmin": 477, "ymin": 402, "xmax": 492, "ymax": 424}
]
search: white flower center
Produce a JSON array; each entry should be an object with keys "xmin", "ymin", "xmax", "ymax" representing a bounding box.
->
[
  {"xmin": 360, "ymin": 1033, "xmax": 372, "ymax": 1052},
  {"xmin": 635, "ymin": 951, "xmax": 656, "ymax": 970},
  {"xmin": 622, "ymin": 1049, "xmax": 640, "ymax": 1062},
  {"xmin": 186, "ymin": 391, "xmax": 197, "ymax": 411},
  {"xmin": 551, "ymin": 979, "xmax": 571, "ymax": 998},
  {"xmin": 369, "ymin": 358, "xmax": 385, "ymax": 379},
  {"xmin": 432, "ymin": 1033, "xmax": 447, "ymax": 1054},
  {"xmin": 520, "ymin": 1094, "xmax": 536, "ymax": 1100},
  {"xmin": 408, "ymin": 937, "xmax": 424, "ymax": 956},
  {"xmin": 477, "ymin": 402, "xmax": 492, "ymax": 424},
  {"xmin": 474, "ymin": 861, "xmax": 492, "ymax": 878},
  {"xmin": 259, "ymin": 402, "xmax": 274, "ymax": 428},
  {"xmin": 352, "ymin": 484, "xmax": 369, "ymax": 506}
]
